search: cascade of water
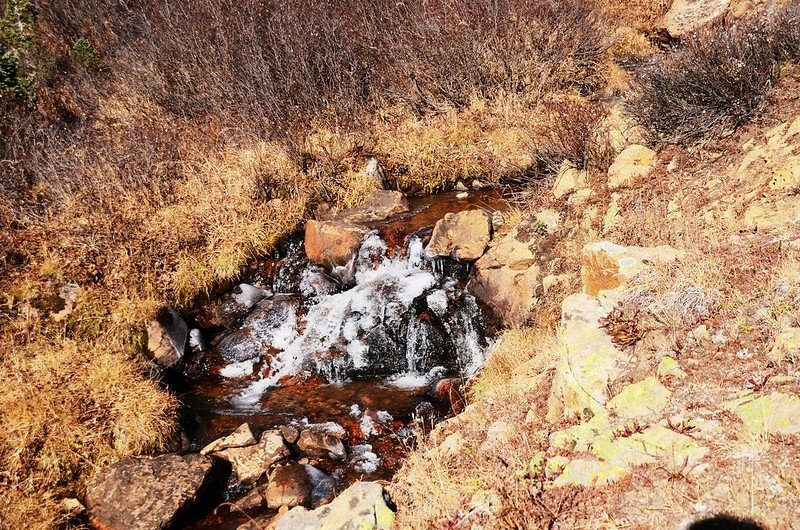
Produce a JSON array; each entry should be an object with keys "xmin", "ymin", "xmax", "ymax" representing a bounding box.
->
[{"xmin": 218, "ymin": 230, "xmax": 487, "ymax": 405}]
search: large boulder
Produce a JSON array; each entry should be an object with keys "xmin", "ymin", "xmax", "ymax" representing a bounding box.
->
[
  {"xmin": 146, "ymin": 307, "xmax": 188, "ymax": 368},
  {"xmin": 86, "ymin": 454, "xmax": 216, "ymax": 530},
  {"xmin": 662, "ymin": 0, "xmax": 730, "ymax": 37},
  {"xmin": 214, "ymin": 430, "xmax": 289, "ymax": 485},
  {"xmin": 607, "ymin": 144, "xmax": 657, "ymax": 191},
  {"xmin": 275, "ymin": 482, "xmax": 395, "ymax": 530},
  {"xmin": 326, "ymin": 190, "xmax": 410, "ymax": 224},
  {"xmin": 425, "ymin": 210, "xmax": 491, "ymax": 262},
  {"xmin": 305, "ymin": 220, "xmax": 368, "ymax": 268},
  {"xmin": 469, "ymin": 228, "xmax": 541, "ymax": 327}
]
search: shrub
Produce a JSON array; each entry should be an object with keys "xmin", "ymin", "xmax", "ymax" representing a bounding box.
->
[{"xmin": 629, "ymin": 17, "xmax": 781, "ymax": 144}]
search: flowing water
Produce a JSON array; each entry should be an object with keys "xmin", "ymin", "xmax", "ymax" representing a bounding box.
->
[{"xmin": 177, "ymin": 189, "xmax": 507, "ymax": 527}]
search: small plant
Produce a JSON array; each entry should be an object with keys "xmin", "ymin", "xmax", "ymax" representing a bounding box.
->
[
  {"xmin": 70, "ymin": 38, "xmax": 100, "ymax": 69},
  {"xmin": 532, "ymin": 220, "xmax": 548, "ymax": 236}
]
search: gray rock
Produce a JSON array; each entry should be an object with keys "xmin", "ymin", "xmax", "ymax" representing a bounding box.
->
[
  {"xmin": 305, "ymin": 464, "xmax": 337, "ymax": 507},
  {"xmin": 86, "ymin": 453, "xmax": 216, "ymax": 530},
  {"xmin": 146, "ymin": 307, "xmax": 188, "ymax": 367}
]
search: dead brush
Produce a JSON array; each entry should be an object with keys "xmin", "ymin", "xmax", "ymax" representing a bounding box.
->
[{"xmin": 628, "ymin": 11, "xmax": 796, "ymax": 144}]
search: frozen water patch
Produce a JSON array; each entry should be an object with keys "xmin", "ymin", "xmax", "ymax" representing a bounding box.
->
[
  {"xmin": 220, "ymin": 359, "xmax": 255, "ymax": 379},
  {"xmin": 233, "ymin": 231, "xmax": 487, "ymax": 402},
  {"xmin": 351, "ymin": 444, "xmax": 381, "ymax": 474}
]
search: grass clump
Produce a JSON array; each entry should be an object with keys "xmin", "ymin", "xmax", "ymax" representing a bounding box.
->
[{"xmin": 629, "ymin": 7, "xmax": 800, "ymax": 145}]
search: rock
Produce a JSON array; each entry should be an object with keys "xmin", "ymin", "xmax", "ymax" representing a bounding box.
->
[
  {"xmin": 305, "ymin": 464, "xmax": 338, "ymax": 507},
  {"xmin": 607, "ymin": 145, "xmax": 657, "ymax": 191},
  {"xmin": 230, "ymin": 485, "xmax": 268, "ymax": 514},
  {"xmin": 86, "ymin": 454, "xmax": 216, "ymax": 530},
  {"xmin": 742, "ymin": 196, "xmax": 800, "ymax": 232},
  {"xmin": 455, "ymin": 181, "xmax": 469, "ymax": 192},
  {"xmin": 553, "ymin": 161, "xmax": 589, "ymax": 199},
  {"xmin": 50, "ymin": 283, "xmax": 81, "ymax": 322},
  {"xmin": 438, "ymin": 432, "xmax": 466, "ymax": 457},
  {"xmin": 662, "ymin": 0, "xmax": 730, "ymax": 36},
  {"xmin": 196, "ymin": 284, "xmax": 268, "ymax": 328},
  {"xmin": 297, "ymin": 428, "xmax": 347, "ymax": 460},
  {"xmin": 768, "ymin": 326, "xmax": 800, "ymax": 365},
  {"xmin": 580, "ymin": 241, "xmax": 683, "ymax": 299},
  {"xmin": 726, "ymin": 392, "xmax": 800, "ymax": 436},
  {"xmin": 327, "ymin": 191, "xmax": 410, "ymax": 224},
  {"xmin": 596, "ymin": 104, "xmax": 645, "ymax": 154},
  {"xmin": 602, "ymin": 192, "xmax": 622, "ymax": 233},
  {"xmin": 490, "ymin": 210, "xmax": 505, "ymax": 231},
  {"xmin": 479, "ymin": 420, "xmax": 516, "ymax": 453},
  {"xmin": 146, "ymin": 307, "xmax": 188, "ymax": 368},
  {"xmin": 215, "ymin": 430, "xmax": 289, "ymax": 485},
  {"xmin": 304, "ymin": 220, "xmax": 368, "ymax": 268},
  {"xmin": 607, "ymin": 377, "xmax": 671, "ymax": 419},
  {"xmin": 425, "ymin": 210, "xmax": 491, "ymax": 262},
  {"xmin": 657, "ymin": 356, "xmax": 687, "ymax": 379},
  {"xmin": 60, "ymin": 498, "xmax": 85, "ymax": 517},
  {"xmin": 364, "ymin": 157, "xmax": 388, "ymax": 189},
  {"xmin": 542, "ymin": 273, "xmax": 573, "ymax": 294},
  {"xmin": 469, "ymin": 229, "xmax": 541, "ymax": 327},
  {"xmin": 534, "ymin": 209, "xmax": 561, "ymax": 233},
  {"xmin": 275, "ymin": 482, "xmax": 394, "ymax": 530},
  {"xmin": 547, "ymin": 294, "xmax": 631, "ymax": 420},
  {"xmin": 553, "ymin": 457, "xmax": 625, "ymax": 488},
  {"xmin": 471, "ymin": 179, "xmax": 489, "ymax": 189},
  {"xmin": 280, "ymin": 425, "xmax": 300, "ymax": 444},
  {"xmin": 201, "ymin": 423, "xmax": 257, "ymax": 456},
  {"xmin": 266, "ymin": 464, "xmax": 313, "ymax": 508},
  {"xmin": 769, "ymin": 157, "xmax": 800, "ymax": 190},
  {"xmin": 236, "ymin": 513, "xmax": 276, "ymax": 530}
]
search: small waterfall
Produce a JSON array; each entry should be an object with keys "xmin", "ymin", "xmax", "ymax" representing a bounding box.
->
[{"xmin": 215, "ymin": 231, "xmax": 487, "ymax": 405}]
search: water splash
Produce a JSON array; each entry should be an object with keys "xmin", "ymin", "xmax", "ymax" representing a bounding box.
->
[{"xmin": 222, "ymin": 231, "xmax": 486, "ymax": 405}]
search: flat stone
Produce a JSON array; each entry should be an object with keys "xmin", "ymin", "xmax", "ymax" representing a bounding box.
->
[
  {"xmin": 275, "ymin": 482, "xmax": 394, "ymax": 530},
  {"xmin": 728, "ymin": 392, "xmax": 800, "ymax": 436},
  {"xmin": 581, "ymin": 241, "xmax": 683, "ymax": 299},
  {"xmin": 607, "ymin": 377, "xmax": 671, "ymax": 419},
  {"xmin": 470, "ymin": 229, "xmax": 541, "ymax": 327},
  {"xmin": 657, "ymin": 356, "xmax": 687, "ymax": 379},
  {"xmin": 201, "ymin": 423, "xmax": 257, "ymax": 456},
  {"xmin": 297, "ymin": 428, "xmax": 347, "ymax": 460},
  {"xmin": 425, "ymin": 210, "xmax": 491, "ymax": 262},
  {"xmin": 607, "ymin": 145, "xmax": 657, "ymax": 191},
  {"xmin": 86, "ymin": 454, "xmax": 216, "ymax": 530},
  {"xmin": 547, "ymin": 294, "xmax": 631, "ymax": 420},
  {"xmin": 553, "ymin": 161, "xmax": 589, "ymax": 199},
  {"xmin": 553, "ymin": 458, "xmax": 627, "ymax": 488},
  {"xmin": 327, "ymin": 191, "xmax": 410, "ymax": 224},
  {"xmin": 266, "ymin": 464, "xmax": 313, "ymax": 509}
]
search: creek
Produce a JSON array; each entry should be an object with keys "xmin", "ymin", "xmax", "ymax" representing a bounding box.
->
[{"xmin": 175, "ymin": 189, "xmax": 507, "ymax": 528}]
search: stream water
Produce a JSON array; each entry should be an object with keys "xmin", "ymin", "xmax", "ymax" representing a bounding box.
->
[{"xmin": 177, "ymin": 189, "xmax": 507, "ymax": 528}]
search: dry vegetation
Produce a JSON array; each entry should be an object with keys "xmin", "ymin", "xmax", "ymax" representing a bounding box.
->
[{"xmin": 5, "ymin": 0, "xmax": 798, "ymax": 528}]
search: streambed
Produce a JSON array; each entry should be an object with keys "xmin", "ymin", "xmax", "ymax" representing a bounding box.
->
[{"xmin": 176, "ymin": 189, "xmax": 507, "ymax": 527}]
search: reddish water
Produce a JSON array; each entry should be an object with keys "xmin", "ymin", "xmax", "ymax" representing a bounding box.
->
[{"xmin": 179, "ymin": 187, "xmax": 509, "ymax": 528}]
